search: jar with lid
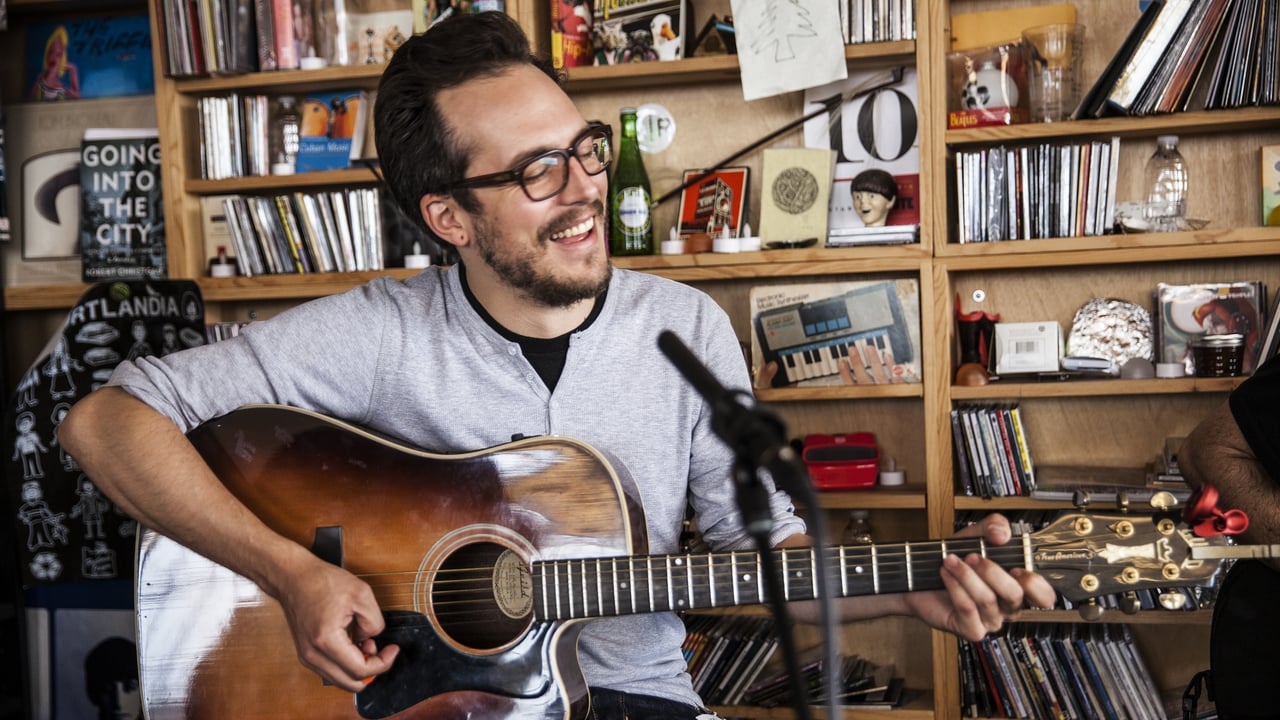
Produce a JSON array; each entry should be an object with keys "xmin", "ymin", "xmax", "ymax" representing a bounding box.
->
[{"xmin": 1190, "ymin": 334, "xmax": 1244, "ymax": 377}]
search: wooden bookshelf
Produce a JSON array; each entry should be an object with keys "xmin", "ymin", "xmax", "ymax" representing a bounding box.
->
[{"xmin": 5, "ymin": 0, "xmax": 1274, "ymax": 717}]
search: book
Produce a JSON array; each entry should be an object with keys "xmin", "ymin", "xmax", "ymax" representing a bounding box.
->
[
  {"xmin": 1153, "ymin": 280, "xmax": 1266, "ymax": 375},
  {"xmin": 295, "ymin": 90, "xmax": 369, "ymax": 172},
  {"xmin": 749, "ymin": 278, "xmax": 922, "ymax": 389},
  {"xmin": 0, "ymin": 102, "xmax": 8, "ymax": 243},
  {"xmin": 271, "ymin": 0, "xmax": 299, "ymax": 69},
  {"xmin": 757, "ymin": 147, "xmax": 835, "ymax": 248},
  {"xmin": 674, "ymin": 167, "xmax": 748, "ymax": 241},
  {"xmin": 551, "ymin": 0, "xmax": 595, "ymax": 68},
  {"xmin": 1103, "ymin": 0, "xmax": 1197, "ymax": 114},
  {"xmin": 335, "ymin": 0, "xmax": 413, "ymax": 66},
  {"xmin": 78, "ymin": 129, "xmax": 166, "ymax": 282},
  {"xmin": 802, "ymin": 66, "xmax": 921, "ymax": 235},
  {"xmin": 1264, "ymin": 144, "xmax": 1280, "ymax": 226},
  {"xmin": 1073, "ymin": 0, "xmax": 1165, "ymax": 119},
  {"xmin": 949, "ymin": 3, "xmax": 1077, "ymax": 50},
  {"xmin": 1128, "ymin": 0, "xmax": 1215, "ymax": 116},
  {"xmin": 200, "ymin": 194, "xmax": 240, "ymax": 272},
  {"xmin": 24, "ymin": 16, "xmax": 155, "ymax": 101}
]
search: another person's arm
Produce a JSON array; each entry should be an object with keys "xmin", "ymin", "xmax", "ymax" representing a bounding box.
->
[
  {"xmin": 1180, "ymin": 401, "xmax": 1280, "ymax": 569},
  {"xmin": 59, "ymin": 387, "xmax": 398, "ymax": 690}
]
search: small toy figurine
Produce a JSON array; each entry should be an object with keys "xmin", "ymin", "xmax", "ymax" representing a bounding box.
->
[{"xmin": 849, "ymin": 169, "xmax": 898, "ymax": 227}]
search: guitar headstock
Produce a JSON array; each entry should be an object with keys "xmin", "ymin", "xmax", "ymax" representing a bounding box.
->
[{"xmin": 1030, "ymin": 511, "xmax": 1230, "ymax": 604}]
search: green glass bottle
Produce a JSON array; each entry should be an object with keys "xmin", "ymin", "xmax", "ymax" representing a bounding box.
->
[{"xmin": 609, "ymin": 107, "xmax": 654, "ymax": 255}]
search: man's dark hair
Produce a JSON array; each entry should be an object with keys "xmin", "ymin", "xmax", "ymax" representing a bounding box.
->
[
  {"xmin": 374, "ymin": 12, "xmax": 561, "ymax": 235},
  {"xmin": 85, "ymin": 636, "xmax": 138, "ymax": 716},
  {"xmin": 849, "ymin": 168, "xmax": 898, "ymax": 199}
]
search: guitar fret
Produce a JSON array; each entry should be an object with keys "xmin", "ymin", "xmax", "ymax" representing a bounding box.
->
[
  {"xmin": 667, "ymin": 557, "xmax": 677, "ymax": 610},
  {"xmin": 707, "ymin": 554, "xmax": 716, "ymax": 608},
  {"xmin": 809, "ymin": 547, "xmax": 817, "ymax": 599},
  {"xmin": 871, "ymin": 545, "xmax": 879, "ymax": 594},
  {"xmin": 614, "ymin": 558, "xmax": 623, "ymax": 615},
  {"xmin": 839, "ymin": 546, "xmax": 849, "ymax": 596},
  {"xmin": 628, "ymin": 557, "xmax": 637, "ymax": 614},
  {"xmin": 646, "ymin": 557, "xmax": 655, "ymax": 612},
  {"xmin": 755, "ymin": 554, "xmax": 764, "ymax": 601},
  {"xmin": 596, "ymin": 559, "xmax": 604, "ymax": 616},
  {"xmin": 905, "ymin": 542, "xmax": 913, "ymax": 591},
  {"xmin": 538, "ymin": 562, "xmax": 548, "ymax": 619},
  {"xmin": 781, "ymin": 551, "xmax": 790, "ymax": 601},
  {"xmin": 554, "ymin": 562, "xmax": 563, "ymax": 618},
  {"xmin": 730, "ymin": 553, "xmax": 740, "ymax": 605},
  {"xmin": 580, "ymin": 559, "xmax": 590, "ymax": 617},
  {"xmin": 684, "ymin": 556, "xmax": 694, "ymax": 610}
]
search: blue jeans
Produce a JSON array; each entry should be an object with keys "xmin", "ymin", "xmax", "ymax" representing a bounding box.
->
[{"xmin": 587, "ymin": 688, "xmax": 712, "ymax": 720}]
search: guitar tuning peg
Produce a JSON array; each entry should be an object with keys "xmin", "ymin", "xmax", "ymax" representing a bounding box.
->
[
  {"xmin": 1119, "ymin": 592, "xmax": 1141, "ymax": 614},
  {"xmin": 1072, "ymin": 490, "xmax": 1090, "ymax": 510},
  {"xmin": 1076, "ymin": 599, "xmax": 1104, "ymax": 622},
  {"xmin": 1115, "ymin": 491, "xmax": 1130, "ymax": 512},
  {"xmin": 1158, "ymin": 591, "xmax": 1189, "ymax": 611},
  {"xmin": 1148, "ymin": 490, "xmax": 1178, "ymax": 510}
]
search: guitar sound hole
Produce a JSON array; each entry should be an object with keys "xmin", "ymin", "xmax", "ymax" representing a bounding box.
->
[{"xmin": 431, "ymin": 541, "xmax": 533, "ymax": 651}]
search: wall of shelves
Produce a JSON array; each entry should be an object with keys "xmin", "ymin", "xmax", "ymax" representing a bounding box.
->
[{"xmin": 6, "ymin": 0, "xmax": 1278, "ymax": 716}]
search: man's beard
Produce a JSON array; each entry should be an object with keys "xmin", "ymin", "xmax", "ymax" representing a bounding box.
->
[{"xmin": 472, "ymin": 206, "xmax": 611, "ymax": 308}]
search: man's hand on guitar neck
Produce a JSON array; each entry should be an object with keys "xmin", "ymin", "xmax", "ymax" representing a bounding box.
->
[
  {"xmin": 781, "ymin": 513, "xmax": 1054, "ymax": 642},
  {"xmin": 271, "ymin": 550, "xmax": 400, "ymax": 693},
  {"xmin": 901, "ymin": 514, "xmax": 1054, "ymax": 642}
]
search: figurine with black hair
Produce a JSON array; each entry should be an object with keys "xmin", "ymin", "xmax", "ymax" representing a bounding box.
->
[{"xmin": 850, "ymin": 168, "xmax": 898, "ymax": 227}]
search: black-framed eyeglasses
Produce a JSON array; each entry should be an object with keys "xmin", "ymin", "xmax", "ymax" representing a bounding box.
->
[{"xmin": 450, "ymin": 123, "xmax": 613, "ymax": 202}]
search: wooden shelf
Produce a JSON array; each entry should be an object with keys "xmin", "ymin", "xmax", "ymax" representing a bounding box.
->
[
  {"xmin": 563, "ymin": 41, "xmax": 916, "ymax": 91},
  {"xmin": 945, "ymin": 106, "xmax": 1280, "ymax": 146},
  {"xmin": 950, "ymin": 376, "xmax": 1245, "ymax": 400},
  {"xmin": 1016, "ymin": 609, "xmax": 1213, "ymax": 626},
  {"xmin": 807, "ymin": 487, "xmax": 928, "ymax": 510},
  {"xmin": 612, "ymin": 246, "xmax": 929, "ymax": 282},
  {"xmin": 170, "ymin": 63, "xmax": 386, "ymax": 95},
  {"xmin": 2, "ymin": 270, "xmax": 421, "ymax": 310},
  {"xmin": 935, "ymin": 230, "xmax": 1280, "ymax": 267},
  {"xmin": 710, "ymin": 690, "xmax": 934, "ymax": 719},
  {"xmin": 185, "ymin": 167, "xmax": 382, "ymax": 195}
]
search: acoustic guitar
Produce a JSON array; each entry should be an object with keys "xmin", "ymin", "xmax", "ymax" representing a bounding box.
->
[{"xmin": 136, "ymin": 404, "xmax": 1230, "ymax": 719}]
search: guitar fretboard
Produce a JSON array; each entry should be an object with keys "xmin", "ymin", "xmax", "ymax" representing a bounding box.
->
[{"xmin": 532, "ymin": 538, "xmax": 1028, "ymax": 621}]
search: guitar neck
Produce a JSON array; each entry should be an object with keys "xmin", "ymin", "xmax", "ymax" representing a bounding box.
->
[{"xmin": 531, "ymin": 537, "xmax": 1031, "ymax": 620}]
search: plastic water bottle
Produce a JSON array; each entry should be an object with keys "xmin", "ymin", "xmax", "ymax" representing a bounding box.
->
[
  {"xmin": 270, "ymin": 95, "xmax": 301, "ymax": 176},
  {"xmin": 1144, "ymin": 135, "xmax": 1189, "ymax": 232}
]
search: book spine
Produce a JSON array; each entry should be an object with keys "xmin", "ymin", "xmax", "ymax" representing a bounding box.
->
[
  {"xmin": 951, "ymin": 409, "xmax": 975, "ymax": 496},
  {"xmin": 271, "ymin": 0, "xmax": 298, "ymax": 69}
]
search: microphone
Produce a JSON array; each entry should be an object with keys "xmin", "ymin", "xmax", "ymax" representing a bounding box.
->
[
  {"xmin": 656, "ymin": 330, "xmax": 802, "ymax": 496},
  {"xmin": 658, "ymin": 330, "xmax": 835, "ymax": 720}
]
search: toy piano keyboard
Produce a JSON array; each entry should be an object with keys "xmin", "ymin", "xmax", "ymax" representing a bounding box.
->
[{"xmin": 754, "ymin": 282, "xmax": 913, "ymax": 387}]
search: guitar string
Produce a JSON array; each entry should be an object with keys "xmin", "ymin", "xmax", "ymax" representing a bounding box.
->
[{"xmin": 343, "ymin": 542, "xmax": 1030, "ymax": 623}]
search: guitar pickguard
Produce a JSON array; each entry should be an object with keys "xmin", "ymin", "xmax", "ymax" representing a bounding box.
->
[{"xmin": 356, "ymin": 611, "xmax": 561, "ymax": 718}]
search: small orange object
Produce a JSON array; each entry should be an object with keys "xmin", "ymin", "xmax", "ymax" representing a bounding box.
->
[{"xmin": 363, "ymin": 676, "xmax": 375, "ymax": 685}]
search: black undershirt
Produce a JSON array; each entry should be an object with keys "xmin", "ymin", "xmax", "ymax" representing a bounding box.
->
[{"xmin": 458, "ymin": 265, "xmax": 605, "ymax": 392}]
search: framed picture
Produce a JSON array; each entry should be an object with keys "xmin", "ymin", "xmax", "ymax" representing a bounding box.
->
[{"xmin": 675, "ymin": 167, "xmax": 749, "ymax": 240}]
